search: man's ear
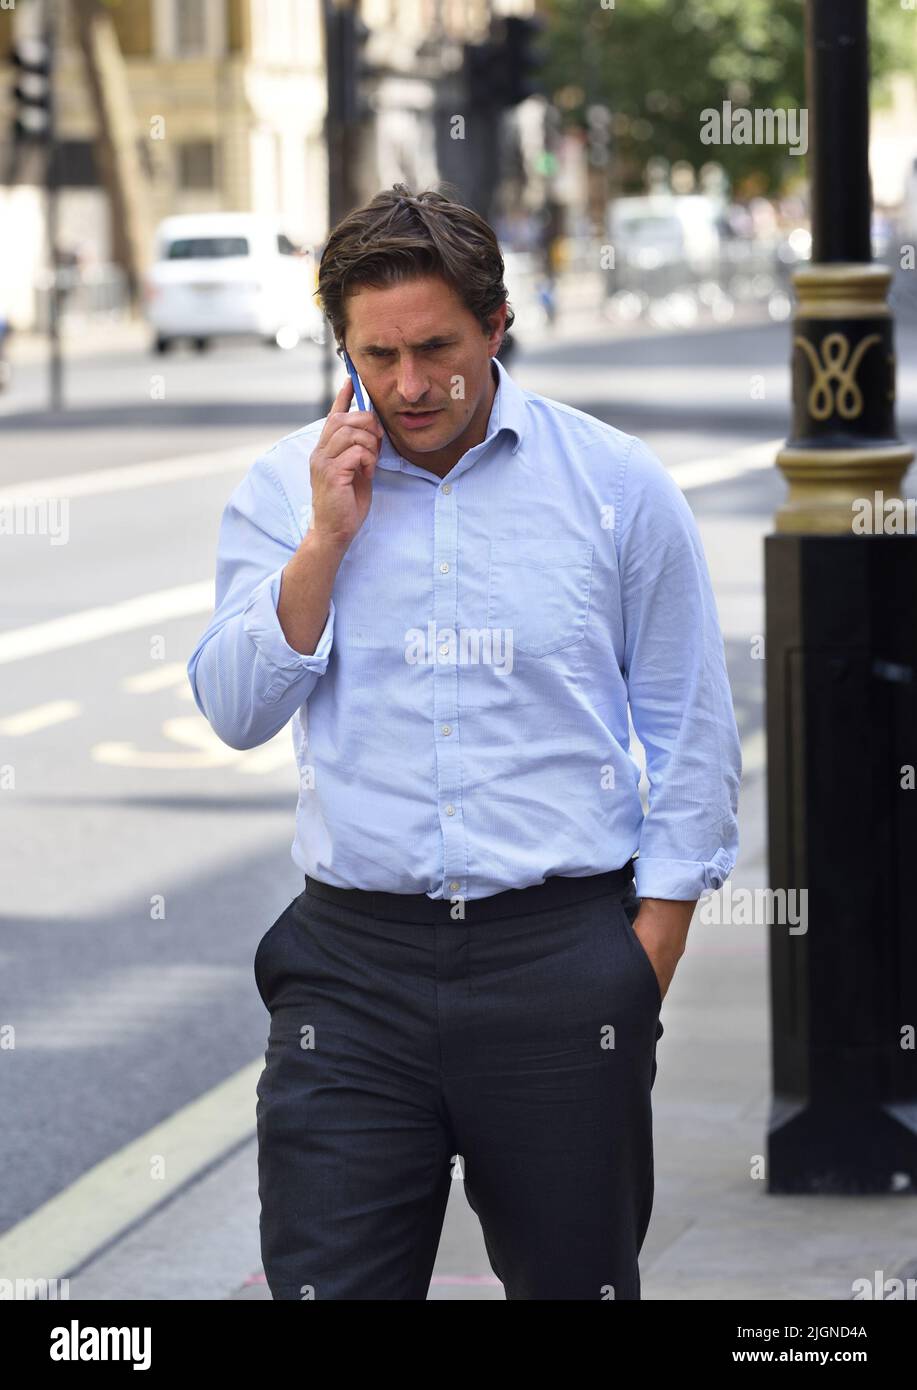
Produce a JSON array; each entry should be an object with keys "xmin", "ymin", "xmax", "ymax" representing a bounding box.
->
[{"xmin": 485, "ymin": 302, "xmax": 508, "ymax": 350}]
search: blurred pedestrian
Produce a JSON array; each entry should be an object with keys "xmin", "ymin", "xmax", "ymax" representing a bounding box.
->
[
  {"xmin": 0, "ymin": 304, "xmax": 12, "ymax": 393},
  {"xmin": 536, "ymin": 273, "xmax": 557, "ymax": 325}
]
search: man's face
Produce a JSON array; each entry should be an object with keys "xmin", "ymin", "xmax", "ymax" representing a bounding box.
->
[{"xmin": 342, "ymin": 273, "xmax": 506, "ymax": 467}]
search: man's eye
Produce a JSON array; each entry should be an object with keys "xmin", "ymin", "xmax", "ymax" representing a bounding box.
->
[{"xmin": 367, "ymin": 346, "xmax": 447, "ymax": 358}]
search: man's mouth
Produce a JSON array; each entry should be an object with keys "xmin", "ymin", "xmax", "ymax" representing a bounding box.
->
[{"xmin": 397, "ymin": 409, "xmax": 442, "ymax": 429}]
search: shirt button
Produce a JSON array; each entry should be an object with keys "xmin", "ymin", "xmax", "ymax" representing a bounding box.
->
[
  {"xmin": 445, "ymin": 804, "xmax": 455, "ymax": 816},
  {"xmin": 439, "ymin": 644, "xmax": 449, "ymax": 656},
  {"xmin": 441, "ymin": 725, "xmax": 452, "ymax": 735},
  {"xmin": 449, "ymin": 881, "xmax": 460, "ymax": 892},
  {"xmin": 442, "ymin": 483, "xmax": 452, "ymax": 494},
  {"xmin": 439, "ymin": 562, "xmax": 449, "ymax": 574}
]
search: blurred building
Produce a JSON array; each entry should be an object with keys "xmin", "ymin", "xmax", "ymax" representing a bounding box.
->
[
  {"xmin": 871, "ymin": 72, "xmax": 917, "ymax": 236},
  {"xmin": 0, "ymin": 0, "xmax": 544, "ymax": 329}
]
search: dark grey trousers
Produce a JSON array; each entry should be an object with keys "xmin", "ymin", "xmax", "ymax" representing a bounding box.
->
[{"xmin": 254, "ymin": 863, "xmax": 664, "ymax": 1300}]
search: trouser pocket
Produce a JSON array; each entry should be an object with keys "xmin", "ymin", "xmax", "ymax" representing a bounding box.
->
[
  {"xmin": 254, "ymin": 896, "xmax": 300, "ymax": 1010},
  {"xmin": 617, "ymin": 889, "xmax": 663, "ymax": 1013}
]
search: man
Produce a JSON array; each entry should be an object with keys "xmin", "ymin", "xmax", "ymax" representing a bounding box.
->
[{"xmin": 187, "ymin": 183, "xmax": 742, "ymax": 1301}]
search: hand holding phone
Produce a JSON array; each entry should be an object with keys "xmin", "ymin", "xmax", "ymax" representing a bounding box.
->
[{"xmin": 308, "ymin": 371, "xmax": 382, "ymax": 550}]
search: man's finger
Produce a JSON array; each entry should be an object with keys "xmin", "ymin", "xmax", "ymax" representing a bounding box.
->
[
  {"xmin": 348, "ymin": 408, "xmax": 384, "ymax": 437},
  {"xmin": 333, "ymin": 376, "xmax": 354, "ymax": 411},
  {"xmin": 325, "ymin": 424, "xmax": 381, "ymax": 457}
]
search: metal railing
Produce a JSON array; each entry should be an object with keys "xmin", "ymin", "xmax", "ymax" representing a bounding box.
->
[
  {"xmin": 31, "ymin": 263, "xmax": 131, "ymax": 332},
  {"xmin": 599, "ymin": 236, "xmax": 802, "ymax": 327}
]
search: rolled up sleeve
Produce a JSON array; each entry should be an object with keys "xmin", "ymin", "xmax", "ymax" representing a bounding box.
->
[
  {"xmin": 616, "ymin": 438, "xmax": 741, "ymax": 901},
  {"xmin": 187, "ymin": 450, "xmax": 334, "ymax": 751}
]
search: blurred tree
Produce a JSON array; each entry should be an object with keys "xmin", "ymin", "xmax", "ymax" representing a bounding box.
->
[{"xmin": 543, "ymin": 0, "xmax": 916, "ymax": 195}]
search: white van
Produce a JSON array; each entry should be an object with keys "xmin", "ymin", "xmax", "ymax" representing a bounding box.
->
[
  {"xmin": 606, "ymin": 195, "xmax": 722, "ymax": 273},
  {"xmin": 143, "ymin": 212, "xmax": 324, "ymax": 352}
]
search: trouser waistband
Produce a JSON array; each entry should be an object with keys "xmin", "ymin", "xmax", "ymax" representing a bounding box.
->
[{"xmin": 304, "ymin": 860, "xmax": 636, "ymax": 925}]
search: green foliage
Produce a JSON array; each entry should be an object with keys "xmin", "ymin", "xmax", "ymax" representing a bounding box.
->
[{"xmin": 542, "ymin": 0, "xmax": 916, "ymax": 194}]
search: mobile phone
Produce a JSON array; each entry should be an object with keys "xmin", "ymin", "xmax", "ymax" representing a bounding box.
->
[{"xmin": 341, "ymin": 347, "xmax": 367, "ymax": 412}]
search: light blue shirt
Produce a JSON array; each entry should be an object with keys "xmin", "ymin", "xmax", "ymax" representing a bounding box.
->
[{"xmin": 187, "ymin": 355, "xmax": 741, "ymax": 902}]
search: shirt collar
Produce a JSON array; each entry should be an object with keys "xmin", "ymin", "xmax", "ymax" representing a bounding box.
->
[{"xmin": 375, "ymin": 353, "xmax": 526, "ymax": 471}]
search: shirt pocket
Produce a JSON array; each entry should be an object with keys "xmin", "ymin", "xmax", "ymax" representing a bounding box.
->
[{"xmin": 486, "ymin": 538, "xmax": 594, "ymax": 658}]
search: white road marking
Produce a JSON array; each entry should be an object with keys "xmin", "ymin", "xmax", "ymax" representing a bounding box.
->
[
  {"xmin": 235, "ymin": 739, "xmax": 296, "ymax": 775},
  {"xmin": 92, "ymin": 715, "xmax": 242, "ymax": 769},
  {"xmin": 91, "ymin": 715, "xmax": 294, "ymax": 774},
  {"xmin": 122, "ymin": 662, "xmax": 191, "ymax": 693},
  {"xmin": 90, "ymin": 742, "xmax": 235, "ymax": 770},
  {"xmin": 0, "ymin": 442, "xmax": 276, "ymax": 505},
  {"xmin": 669, "ymin": 439, "xmax": 781, "ymax": 490},
  {"xmin": 0, "ymin": 580, "xmax": 213, "ymax": 665},
  {"xmin": 0, "ymin": 699, "xmax": 81, "ymax": 735}
]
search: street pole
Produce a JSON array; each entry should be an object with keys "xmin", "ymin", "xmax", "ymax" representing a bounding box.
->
[
  {"xmin": 765, "ymin": 0, "xmax": 917, "ymax": 1191},
  {"xmin": 321, "ymin": 0, "xmax": 362, "ymax": 417},
  {"xmin": 321, "ymin": 0, "xmax": 339, "ymax": 419},
  {"xmin": 45, "ymin": 1, "xmax": 62, "ymax": 412}
]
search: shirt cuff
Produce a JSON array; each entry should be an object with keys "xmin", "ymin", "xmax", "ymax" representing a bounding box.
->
[
  {"xmin": 633, "ymin": 847, "xmax": 733, "ymax": 901},
  {"xmin": 241, "ymin": 566, "xmax": 335, "ymax": 691}
]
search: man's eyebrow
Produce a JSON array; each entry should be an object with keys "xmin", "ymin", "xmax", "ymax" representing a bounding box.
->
[{"xmin": 359, "ymin": 335, "xmax": 458, "ymax": 351}]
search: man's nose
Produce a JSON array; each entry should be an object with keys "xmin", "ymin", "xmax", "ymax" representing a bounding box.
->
[{"xmin": 396, "ymin": 357, "xmax": 431, "ymax": 404}]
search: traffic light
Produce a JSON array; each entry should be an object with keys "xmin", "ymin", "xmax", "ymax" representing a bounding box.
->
[
  {"xmin": 334, "ymin": 6, "xmax": 374, "ymax": 124},
  {"xmin": 500, "ymin": 15, "xmax": 545, "ymax": 108},
  {"xmin": 11, "ymin": 37, "xmax": 52, "ymax": 144},
  {"xmin": 464, "ymin": 39, "xmax": 505, "ymax": 109},
  {"xmin": 464, "ymin": 15, "xmax": 545, "ymax": 111}
]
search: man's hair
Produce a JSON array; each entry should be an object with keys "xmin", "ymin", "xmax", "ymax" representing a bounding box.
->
[{"xmin": 316, "ymin": 183, "xmax": 515, "ymax": 353}]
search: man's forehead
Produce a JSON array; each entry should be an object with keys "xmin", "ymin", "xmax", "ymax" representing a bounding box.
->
[{"xmin": 345, "ymin": 276, "xmax": 463, "ymax": 345}]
